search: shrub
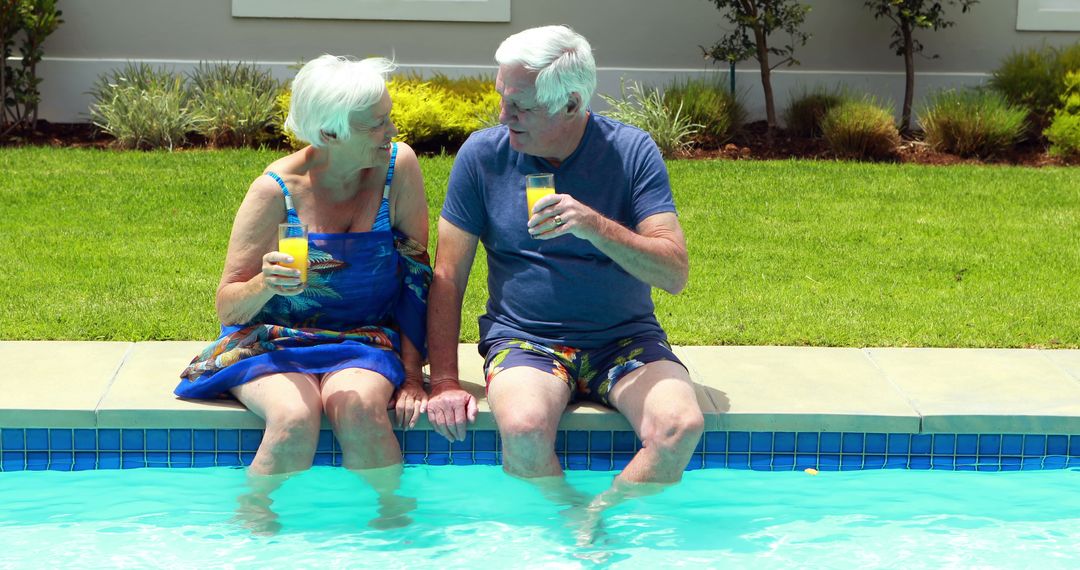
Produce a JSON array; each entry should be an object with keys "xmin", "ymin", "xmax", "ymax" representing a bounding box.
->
[
  {"xmin": 422, "ymin": 72, "xmax": 494, "ymax": 101},
  {"xmin": 918, "ymin": 89, "xmax": 1027, "ymax": 157},
  {"xmin": 188, "ymin": 61, "xmax": 281, "ymax": 147},
  {"xmin": 89, "ymin": 63, "xmax": 201, "ymax": 150},
  {"xmin": 268, "ymin": 71, "xmax": 498, "ymax": 151},
  {"xmin": 784, "ymin": 87, "xmax": 848, "ymax": 138},
  {"xmin": 820, "ymin": 97, "xmax": 900, "ymax": 160},
  {"xmin": 989, "ymin": 42, "xmax": 1080, "ymax": 129},
  {"xmin": 602, "ymin": 80, "xmax": 700, "ymax": 158},
  {"xmin": 386, "ymin": 79, "xmax": 449, "ymax": 145},
  {"xmin": 274, "ymin": 88, "xmax": 304, "ymax": 150},
  {"xmin": 1045, "ymin": 71, "xmax": 1080, "ymax": 159},
  {"xmin": 387, "ymin": 73, "xmax": 500, "ymax": 148},
  {"xmin": 663, "ymin": 76, "xmax": 744, "ymax": 144},
  {"xmin": 1046, "ymin": 113, "xmax": 1080, "ymax": 159}
]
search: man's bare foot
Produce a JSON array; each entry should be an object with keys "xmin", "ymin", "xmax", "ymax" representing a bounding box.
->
[
  {"xmin": 233, "ymin": 492, "xmax": 282, "ymax": 536},
  {"xmin": 368, "ymin": 494, "xmax": 417, "ymax": 530},
  {"xmin": 560, "ymin": 502, "xmax": 608, "ymax": 547}
]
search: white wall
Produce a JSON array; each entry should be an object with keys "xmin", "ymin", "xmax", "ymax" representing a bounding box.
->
[{"xmin": 31, "ymin": 0, "xmax": 1080, "ymax": 123}]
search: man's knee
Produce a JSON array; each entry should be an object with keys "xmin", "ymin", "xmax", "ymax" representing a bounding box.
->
[
  {"xmin": 497, "ymin": 409, "xmax": 559, "ymax": 445},
  {"xmin": 644, "ymin": 408, "xmax": 704, "ymax": 454}
]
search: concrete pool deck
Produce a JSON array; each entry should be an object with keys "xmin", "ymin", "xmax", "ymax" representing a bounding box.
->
[
  {"xmin": 2, "ymin": 341, "xmax": 1080, "ymax": 433},
  {"xmin": 3, "ymin": 341, "xmax": 1079, "ymax": 435}
]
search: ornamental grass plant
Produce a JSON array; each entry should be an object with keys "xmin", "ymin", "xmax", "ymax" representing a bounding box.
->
[
  {"xmin": 989, "ymin": 42, "xmax": 1080, "ymax": 130},
  {"xmin": 88, "ymin": 63, "xmax": 201, "ymax": 150},
  {"xmin": 662, "ymin": 76, "xmax": 744, "ymax": 144},
  {"xmin": 820, "ymin": 97, "xmax": 900, "ymax": 161},
  {"xmin": 918, "ymin": 89, "xmax": 1027, "ymax": 158},
  {"xmin": 187, "ymin": 61, "xmax": 281, "ymax": 148},
  {"xmin": 602, "ymin": 80, "xmax": 700, "ymax": 158},
  {"xmin": 784, "ymin": 87, "xmax": 849, "ymax": 138}
]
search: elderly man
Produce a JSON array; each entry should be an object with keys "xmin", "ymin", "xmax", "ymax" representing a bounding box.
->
[{"xmin": 425, "ymin": 25, "xmax": 703, "ymax": 502}]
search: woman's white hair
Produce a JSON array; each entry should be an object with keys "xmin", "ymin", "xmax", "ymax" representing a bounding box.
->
[
  {"xmin": 284, "ymin": 54, "xmax": 396, "ymax": 147},
  {"xmin": 495, "ymin": 25, "xmax": 596, "ymax": 116}
]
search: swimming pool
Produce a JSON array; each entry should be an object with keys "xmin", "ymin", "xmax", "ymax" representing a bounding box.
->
[{"xmin": 1, "ymin": 465, "xmax": 1077, "ymax": 568}]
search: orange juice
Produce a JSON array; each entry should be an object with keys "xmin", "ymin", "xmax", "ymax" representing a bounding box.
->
[
  {"xmin": 278, "ymin": 236, "xmax": 309, "ymax": 283},
  {"xmin": 526, "ymin": 187, "xmax": 555, "ymax": 217}
]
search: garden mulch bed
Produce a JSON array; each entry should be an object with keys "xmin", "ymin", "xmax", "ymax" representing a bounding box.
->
[{"xmin": 3, "ymin": 120, "xmax": 1073, "ymax": 167}]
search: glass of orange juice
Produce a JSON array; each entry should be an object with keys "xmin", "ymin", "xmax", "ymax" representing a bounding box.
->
[
  {"xmin": 526, "ymin": 173, "xmax": 555, "ymax": 219},
  {"xmin": 277, "ymin": 223, "xmax": 309, "ymax": 285}
]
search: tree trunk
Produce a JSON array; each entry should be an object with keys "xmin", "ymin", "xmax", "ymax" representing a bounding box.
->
[
  {"xmin": 29, "ymin": 59, "xmax": 38, "ymax": 129},
  {"xmin": 753, "ymin": 26, "xmax": 776, "ymax": 131},
  {"xmin": 901, "ymin": 22, "xmax": 915, "ymax": 133}
]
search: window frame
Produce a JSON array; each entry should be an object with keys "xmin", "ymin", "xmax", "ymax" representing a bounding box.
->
[
  {"xmin": 1017, "ymin": 0, "xmax": 1080, "ymax": 31},
  {"xmin": 231, "ymin": 0, "xmax": 511, "ymax": 23}
]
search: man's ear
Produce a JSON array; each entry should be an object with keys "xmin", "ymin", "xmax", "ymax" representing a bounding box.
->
[{"xmin": 566, "ymin": 94, "xmax": 581, "ymax": 115}]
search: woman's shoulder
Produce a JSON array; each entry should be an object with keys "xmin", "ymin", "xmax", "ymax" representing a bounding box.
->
[
  {"xmin": 389, "ymin": 142, "xmax": 422, "ymax": 186},
  {"xmin": 254, "ymin": 149, "xmax": 315, "ymax": 194},
  {"xmin": 391, "ymin": 141, "xmax": 419, "ymax": 167},
  {"xmin": 263, "ymin": 148, "xmax": 312, "ymax": 177}
]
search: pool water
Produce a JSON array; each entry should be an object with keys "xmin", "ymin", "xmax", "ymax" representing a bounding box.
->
[{"xmin": 1, "ymin": 466, "xmax": 1077, "ymax": 568}]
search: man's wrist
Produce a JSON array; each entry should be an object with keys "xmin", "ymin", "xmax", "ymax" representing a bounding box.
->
[{"xmin": 429, "ymin": 376, "xmax": 462, "ymax": 391}]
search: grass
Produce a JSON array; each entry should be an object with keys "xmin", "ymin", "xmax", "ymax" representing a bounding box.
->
[{"xmin": 1, "ymin": 147, "xmax": 1077, "ymax": 348}]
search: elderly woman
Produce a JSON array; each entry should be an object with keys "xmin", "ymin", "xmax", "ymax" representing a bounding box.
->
[{"xmin": 175, "ymin": 55, "xmax": 430, "ymax": 531}]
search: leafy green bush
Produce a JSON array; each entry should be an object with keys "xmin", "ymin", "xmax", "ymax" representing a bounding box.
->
[
  {"xmin": 918, "ymin": 89, "xmax": 1027, "ymax": 157},
  {"xmin": 188, "ymin": 61, "xmax": 281, "ymax": 148},
  {"xmin": 89, "ymin": 63, "xmax": 201, "ymax": 150},
  {"xmin": 1045, "ymin": 71, "xmax": 1080, "ymax": 160},
  {"xmin": 269, "ymin": 71, "xmax": 499, "ymax": 150},
  {"xmin": 602, "ymin": 80, "xmax": 700, "ymax": 158},
  {"xmin": 820, "ymin": 97, "xmax": 900, "ymax": 160},
  {"xmin": 274, "ymin": 88, "xmax": 304, "ymax": 150},
  {"xmin": 1046, "ymin": 113, "xmax": 1080, "ymax": 160},
  {"xmin": 784, "ymin": 86, "xmax": 849, "ymax": 138},
  {"xmin": 421, "ymin": 72, "xmax": 494, "ymax": 101},
  {"xmin": 989, "ymin": 42, "xmax": 1080, "ymax": 129},
  {"xmin": 386, "ymin": 79, "xmax": 448, "ymax": 145},
  {"xmin": 387, "ymin": 73, "xmax": 500, "ymax": 148},
  {"xmin": 662, "ymin": 76, "xmax": 744, "ymax": 144}
]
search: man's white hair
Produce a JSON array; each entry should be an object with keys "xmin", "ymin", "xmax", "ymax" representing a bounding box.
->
[
  {"xmin": 495, "ymin": 25, "xmax": 596, "ymax": 116},
  {"xmin": 285, "ymin": 54, "xmax": 396, "ymax": 147}
]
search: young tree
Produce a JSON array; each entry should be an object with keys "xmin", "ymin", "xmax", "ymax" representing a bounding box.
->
[
  {"xmin": 701, "ymin": 0, "xmax": 811, "ymax": 131},
  {"xmin": 1, "ymin": 0, "xmax": 62, "ymax": 137},
  {"xmin": 865, "ymin": 0, "xmax": 978, "ymax": 133}
]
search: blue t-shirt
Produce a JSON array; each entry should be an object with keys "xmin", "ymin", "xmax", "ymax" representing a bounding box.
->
[{"xmin": 442, "ymin": 113, "xmax": 677, "ymax": 350}]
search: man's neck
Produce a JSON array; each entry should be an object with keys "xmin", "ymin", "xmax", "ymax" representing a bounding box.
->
[{"xmin": 544, "ymin": 112, "xmax": 590, "ymax": 167}]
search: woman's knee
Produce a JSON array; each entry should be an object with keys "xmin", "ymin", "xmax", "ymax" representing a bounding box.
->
[
  {"xmin": 263, "ymin": 401, "xmax": 322, "ymax": 445},
  {"xmin": 325, "ymin": 390, "xmax": 392, "ymax": 433}
]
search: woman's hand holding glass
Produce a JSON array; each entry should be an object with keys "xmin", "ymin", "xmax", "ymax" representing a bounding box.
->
[
  {"xmin": 262, "ymin": 251, "xmax": 306, "ymax": 296},
  {"xmin": 263, "ymin": 222, "xmax": 308, "ymax": 296}
]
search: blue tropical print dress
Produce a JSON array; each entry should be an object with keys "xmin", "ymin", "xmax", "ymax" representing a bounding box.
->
[{"xmin": 176, "ymin": 144, "xmax": 431, "ymax": 398}]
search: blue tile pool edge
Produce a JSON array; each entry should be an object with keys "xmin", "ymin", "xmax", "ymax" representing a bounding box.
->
[{"xmin": 1, "ymin": 428, "xmax": 1078, "ymax": 472}]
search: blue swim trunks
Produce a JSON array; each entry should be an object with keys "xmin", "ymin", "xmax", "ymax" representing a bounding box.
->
[{"xmin": 482, "ymin": 337, "xmax": 684, "ymax": 407}]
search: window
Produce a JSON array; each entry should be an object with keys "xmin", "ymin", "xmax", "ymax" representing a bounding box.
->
[
  {"xmin": 1017, "ymin": 0, "xmax": 1080, "ymax": 31},
  {"xmin": 232, "ymin": 0, "xmax": 511, "ymax": 23}
]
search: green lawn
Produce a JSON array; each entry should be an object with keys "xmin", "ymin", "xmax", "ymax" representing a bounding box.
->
[{"xmin": 1, "ymin": 147, "xmax": 1076, "ymax": 347}]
